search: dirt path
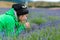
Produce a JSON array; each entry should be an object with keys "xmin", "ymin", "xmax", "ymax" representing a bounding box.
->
[{"xmin": 0, "ymin": 1, "xmax": 16, "ymax": 8}]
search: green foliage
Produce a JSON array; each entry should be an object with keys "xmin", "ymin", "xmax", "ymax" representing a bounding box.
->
[
  {"xmin": 18, "ymin": 26, "xmax": 60, "ymax": 40},
  {"xmin": 48, "ymin": 16, "xmax": 60, "ymax": 21},
  {"xmin": 30, "ymin": 17, "xmax": 47, "ymax": 25},
  {"xmin": 28, "ymin": 2, "xmax": 60, "ymax": 8}
]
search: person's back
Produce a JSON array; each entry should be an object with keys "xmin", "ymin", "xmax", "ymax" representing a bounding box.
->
[{"xmin": 0, "ymin": 8, "xmax": 15, "ymax": 36}]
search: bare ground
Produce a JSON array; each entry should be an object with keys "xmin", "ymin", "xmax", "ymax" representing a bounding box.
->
[{"xmin": 0, "ymin": 1, "xmax": 16, "ymax": 8}]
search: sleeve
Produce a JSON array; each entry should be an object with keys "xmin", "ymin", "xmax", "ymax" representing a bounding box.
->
[
  {"xmin": 0, "ymin": 22, "xmax": 3, "ymax": 32},
  {"xmin": 15, "ymin": 23, "xmax": 26, "ymax": 36}
]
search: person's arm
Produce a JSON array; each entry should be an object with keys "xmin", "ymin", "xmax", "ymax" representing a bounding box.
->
[
  {"xmin": 15, "ymin": 22, "xmax": 25, "ymax": 36},
  {"xmin": 15, "ymin": 21, "xmax": 30, "ymax": 36},
  {"xmin": 4, "ymin": 15, "xmax": 15, "ymax": 36},
  {"xmin": 0, "ymin": 22, "xmax": 3, "ymax": 32}
]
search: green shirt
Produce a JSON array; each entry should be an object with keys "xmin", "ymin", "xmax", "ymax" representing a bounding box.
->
[{"xmin": 0, "ymin": 8, "xmax": 25, "ymax": 36}]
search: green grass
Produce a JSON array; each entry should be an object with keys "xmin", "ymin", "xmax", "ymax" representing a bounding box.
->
[
  {"xmin": 18, "ymin": 16, "xmax": 60, "ymax": 40},
  {"xmin": 48, "ymin": 16, "xmax": 60, "ymax": 21},
  {"xmin": 30, "ymin": 17, "xmax": 47, "ymax": 25},
  {"xmin": 18, "ymin": 26, "xmax": 60, "ymax": 40}
]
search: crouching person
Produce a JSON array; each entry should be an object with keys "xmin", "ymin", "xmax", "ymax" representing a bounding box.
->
[{"xmin": 0, "ymin": 3, "xmax": 30, "ymax": 39}]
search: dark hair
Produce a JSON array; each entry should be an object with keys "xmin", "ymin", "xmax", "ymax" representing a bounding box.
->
[{"xmin": 12, "ymin": 3, "xmax": 29, "ymax": 17}]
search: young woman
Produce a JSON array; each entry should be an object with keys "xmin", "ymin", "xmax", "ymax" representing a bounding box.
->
[{"xmin": 0, "ymin": 3, "xmax": 30, "ymax": 37}]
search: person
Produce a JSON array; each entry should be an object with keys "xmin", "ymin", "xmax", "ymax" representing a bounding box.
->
[{"xmin": 0, "ymin": 3, "xmax": 30, "ymax": 37}]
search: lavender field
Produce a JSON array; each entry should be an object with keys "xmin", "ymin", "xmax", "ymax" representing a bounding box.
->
[{"xmin": 0, "ymin": 8, "xmax": 60, "ymax": 40}]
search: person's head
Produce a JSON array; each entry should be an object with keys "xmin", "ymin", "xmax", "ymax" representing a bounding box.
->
[{"xmin": 12, "ymin": 3, "xmax": 29, "ymax": 22}]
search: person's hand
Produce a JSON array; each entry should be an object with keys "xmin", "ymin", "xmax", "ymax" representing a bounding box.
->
[{"xmin": 25, "ymin": 22, "xmax": 30, "ymax": 28}]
